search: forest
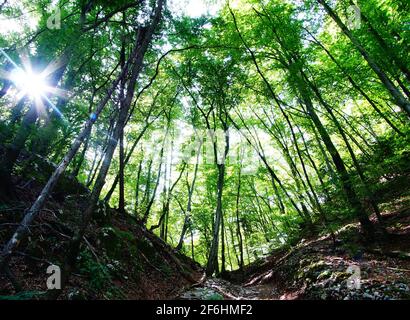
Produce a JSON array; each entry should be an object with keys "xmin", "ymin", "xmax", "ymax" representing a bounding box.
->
[{"xmin": 0, "ymin": 0, "xmax": 409, "ymax": 301}]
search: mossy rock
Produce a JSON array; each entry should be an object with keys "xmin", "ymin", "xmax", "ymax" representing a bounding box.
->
[
  {"xmin": 333, "ymin": 271, "xmax": 351, "ymax": 283},
  {"xmin": 297, "ymin": 260, "xmax": 328, "ymax": 280}
]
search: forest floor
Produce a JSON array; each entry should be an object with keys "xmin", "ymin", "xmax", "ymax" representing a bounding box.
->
[{"xmin": 1, "ymin": 150, "xmax": 410, "ymax": 300}]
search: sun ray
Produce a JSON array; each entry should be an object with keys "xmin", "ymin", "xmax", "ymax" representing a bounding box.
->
[
  {"xmin": 0, "ymin": 49, "xmax": 70, "ymax": 122},
  {"xmin": 40, "ymin": 56, "xmax": 67, "ymax": 79},
  {"xmin": 19, "ymin": 50, "xmax": 33, "ymax": 74},
  {"xmin": 46, "ymin": 86, "xmax": 70, "ymax": 99},
  {"xmin": 34, "ymin": 94, "xmax": 46, "ymax": 118},
  {"xmin": 0, "ymin": 48, "xmax": 20, "ymax": 70}
]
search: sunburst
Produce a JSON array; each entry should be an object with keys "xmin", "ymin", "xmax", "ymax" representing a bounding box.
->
[{"xmin": 0, "ymin": 48, "xmax": 69, "ymax": 119}]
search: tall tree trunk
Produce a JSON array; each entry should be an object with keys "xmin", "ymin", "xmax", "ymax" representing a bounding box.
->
[
  {"xmin": 142, "ymin": 122, "xmax": 170, "ymax": 225},
  {"xmin": 206, "ymin": 129, "xmax": 229, "ymax": 276},
  {"xmin": 306, "ymin": 77, "xmax": 385, "ymax": 226},
  {"xmin": 220, "ymin": 211, "xmax": 226, "ymax": 274},
  {"xmin": 134, "ymin": 157, "xmax": 143, "ymax": 215},
  {"xmin": 142, "ymin": 150, "xmax": 164, "ymax": 225},
  {"xmin": 71, "ymin": 135, "xmax": 89, "ymax": 178},
  {"xmin": 118, "ymin": 35, "xmax": 127, "ymax": 215},
  {"xmin": 118, "ymin": 128, "xmax": 126, "ymax": 213},
  {"xmin": 298, "ymin": 70, "xmax": 374, "ymax": 238},
  {"xmin": 151, "ymin": 162, "xmax": 186, "ymax": 233}
]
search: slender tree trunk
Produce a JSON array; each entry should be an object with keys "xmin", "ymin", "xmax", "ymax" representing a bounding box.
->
[
  {"xmin": 225, "ymin": 225, "xmax": 233, "ymax": 271},
  {"xmin": 141, "ymin": 158, "xmax": 153, "ymax": 206},
  {"xmin": 190, "ymin": 225, "xmax": 195, "ymax": 260},
  {"xmin": 220, "ymin": 211, "xmax": 226, "ymax": 274},
  {"xmin": 298, "ymin": 71, "xmax": 374, "ymax": 238},
  {"xmin": 118, "ymin": 128, "xmax": 126, "ymax": 213},
  {"xmin": 143, "ymin": 155, "xmax": 162, "ymax": 224},
  {"xmin": 356, "ymin": 2, "xmax": 410, "ymax": 84},
  {"xmin": 308, "ymin": 30, "xmax": 403, "ymax": 135},
  {"xmin": 176, "ymin": 140, "xmax": 202, "ymax": 250},
  {"xmin": 206, "ymin": 129, "xmax": 229, "ymax": 276},
  {"xmin": 307, "ymin": 78, "xmax": 385, "ymax": 226},
  {"xmin": 143, "ymin": 122, "xmax": 170, "ymax": 225},
  {"xmin": 317, "ymin": 0, "xmax": 410, "ymax": 117},
  {"xmin": 151, "ymin": 162, "xmax": 186, "ymax": 233},
  {"xmin": 118, "ymin": 36, "xmax": 127, "ymax": 215},
  {"xmin": 71, "ymin": 135, "xmax": 89, "ymax": 178},
  {"xmin": 228, "ymin": 223, "xmax": 240, "ymax": 269},
  {"xmin": 235, "ymin": 164, "xmax": 244, "ymax": 271},
  {"xmin": 272, "ymin": 179, "xmax": 286, "ymax": 215},
  {"xmin": 295, "ymin": 123, "xmax": 330, "ymax": 200},
  {"xmin": 310, "ymin": 121, "xmax": 337, "ymax": 184},
  {"xmin": 160, "ymin": 163, "xmax": 168, "ymax": 238},
  {"xmin": 134, "ymin": 157, "xmax": 143, "ymax": 215}
]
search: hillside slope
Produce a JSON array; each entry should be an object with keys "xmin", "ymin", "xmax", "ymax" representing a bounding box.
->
[{"xmin": 0, "ymin": 152, "xmax": 203, "ymax": 299}]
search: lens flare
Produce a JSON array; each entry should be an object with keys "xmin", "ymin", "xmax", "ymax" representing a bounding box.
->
[
  {"xmin": 10, "ymin": 68, "xmax": 49, "ymax": 100},
  {"xmin": 0, "ymin": 49, "xmax": 69, "ymax": 120}
]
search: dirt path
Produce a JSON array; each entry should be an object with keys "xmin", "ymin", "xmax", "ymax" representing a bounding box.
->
[{"xmin": 179, "ymin": 278, "xmax": 280, "ymax": 300}]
